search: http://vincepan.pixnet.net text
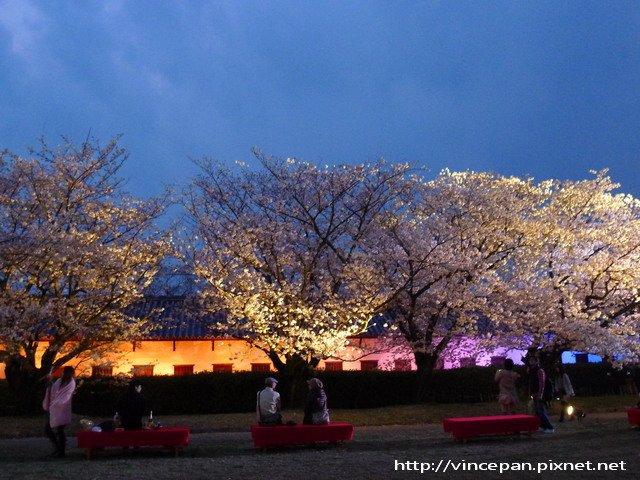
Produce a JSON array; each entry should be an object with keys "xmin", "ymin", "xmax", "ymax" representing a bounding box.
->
[{"xmin": 394, "ymin": 459, "xmax": 627, "ymax": 475}]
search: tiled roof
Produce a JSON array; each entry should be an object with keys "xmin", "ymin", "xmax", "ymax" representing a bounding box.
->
[
  {"xmin": 127, "ymin": 296, "xmax": 386, "ymax": 340},
  {"xmin": 126, "ymin": 296, "xmax": 223, "ymax": 339}
]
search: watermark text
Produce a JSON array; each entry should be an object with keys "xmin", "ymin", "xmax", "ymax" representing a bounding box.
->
[{"xmin": 393, "ymin": 459, "xmax": 627, "ymax": 474}]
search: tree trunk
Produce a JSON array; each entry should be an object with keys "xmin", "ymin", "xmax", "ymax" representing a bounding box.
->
[
  {"xmin": 4, "ymin": 355, "xmax": 49, "ymax": 414},
  {"xmin": 413, "ymin": 351, "xmax": 440, "ymax": 402},
  {"xmin": 268, "ymin": 352, "xmax": 317, "ymax": 409}
]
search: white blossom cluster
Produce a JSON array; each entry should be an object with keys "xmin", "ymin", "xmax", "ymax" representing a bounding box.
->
[{"xmin": 0, "ymin": 138, "xmax": 170, "ymax": 374}]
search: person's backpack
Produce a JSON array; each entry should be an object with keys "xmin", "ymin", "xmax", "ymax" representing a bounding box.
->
[{"xmin": 543, "ymin": 374, "xmax": 555, "ymax": 402}]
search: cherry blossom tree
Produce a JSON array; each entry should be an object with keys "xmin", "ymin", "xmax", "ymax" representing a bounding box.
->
[
  {"xmin": 0, "ymin": 137, "xmax": 170, "ymax": 411},
  {"xmin": 184, "ymin": 151, "xmax": 409, "ymax": 403},
  {"xmin": 499, "ymin": 171, "xmax": 640, "ymax": 367},
  {"xmin": 374, "ymin": 170, "xmax": 640, "ymax": 382},
  {"xmin": 369, "ymin": 171, "xmax": 546, "ymax": 391}
]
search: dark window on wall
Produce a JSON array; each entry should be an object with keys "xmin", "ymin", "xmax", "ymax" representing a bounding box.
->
[
  {"xmin": 460, "ymin": 357, "xmax": 476, "ymax": 368},
  {"xmin": 360, "ymin": 360, "xmax": 379, "ymax": 371},
  {"xmin": 491, "ymin": 356, "xmax": 507, "ymax": 367},
  {"xmin": 91, "ymin": 366, "xmax": 113, "ymax": 377},
  {"xmin": 575, "ymin": 353, "xmax": 589, "ymax": 364},
  {"xmin": 132, "ymin": 365, "xmax": 154, "ymax": 377},
  {"xmin": 324, "ymin": 361, "xmax": 343, "ymax": 371},
  {"xmin": 212, "ymin": 364, "xmax": 233, "ymax": 373},
  {"xmin": 251, "ymin": 363, "xmax": 271, "ymax": 373},
  {"xmin": 394, "ymin": 359, "xmax": 411, "ymax": 371}
]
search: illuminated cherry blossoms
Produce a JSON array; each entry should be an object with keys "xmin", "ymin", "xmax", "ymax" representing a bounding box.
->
[
  {"xmin": 0, "ymin": 138, "xmax": 169, "ymax": 408},
  {"xmin": 186, "ymin": 155, "xmax": 640, "ymax": 377},
  {"xmin": 185, "ymin": 152, "xmax": 410, "ymax": 375},
  {"xmin": 2, "ymin": 137, "xmax": 639, "ymax": 404}
]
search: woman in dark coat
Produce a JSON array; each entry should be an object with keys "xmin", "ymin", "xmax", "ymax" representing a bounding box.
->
[
  {"xmin": 303, "ymin": 378, "xmax": 330, "ymax": 425},
  {"xmin": 117, "ymin": 380, "xmax": 146, "ymax": 429}
]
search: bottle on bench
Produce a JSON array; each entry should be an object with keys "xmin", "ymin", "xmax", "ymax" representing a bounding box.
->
[{"xmin": 146, "ymin": 410, "xmax": 155, "ymax": 429}]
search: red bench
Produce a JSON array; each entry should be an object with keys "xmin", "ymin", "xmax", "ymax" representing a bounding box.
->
[
  {"xmin": 627, "ymin": 408, "xmax": 640, "ymax": 426},
  {"xmin": 77, "ymin": 427, "xmax": 190, "ymax": 459},
  {"xmin": 443, "ymin": 415, "xmax": 540, "ymax": 441},
  {"xmin": 250, "ymin": 423, "xmax": 354, "ymax": 449}
]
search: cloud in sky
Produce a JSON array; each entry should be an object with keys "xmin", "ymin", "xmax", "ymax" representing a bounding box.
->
[
  {"xmin": 0, "ymin": 0, "xmax": 57, "ymax": 72},
  {"xmin": 0, "ymin": 1, "xmax": 638, "ymax": 200}
]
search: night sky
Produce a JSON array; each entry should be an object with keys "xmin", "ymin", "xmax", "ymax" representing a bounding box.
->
[{"xmin": 1, "ymin": 0, "xmax": 638, "ymax": 202}]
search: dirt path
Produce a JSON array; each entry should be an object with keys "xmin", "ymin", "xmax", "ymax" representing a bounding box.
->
[{"xmin": 0, "ymin": 415, "xmax": 637, "ymax": 479}]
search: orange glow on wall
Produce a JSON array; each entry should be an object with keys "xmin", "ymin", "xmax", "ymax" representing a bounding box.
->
[{"xmin": 0, "ymin": 337, "xmax": 407, "ymax": 379}]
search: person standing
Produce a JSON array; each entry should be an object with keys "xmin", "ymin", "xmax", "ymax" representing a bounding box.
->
[
  {"xmin": 303, "ymin": 378, "xmax": 330, "ymax": 424},
  {"xmin": 256, "ymin": 377, "xmax": 282, "ymax": 426},
  {"xmin": 528, "ymin": 357, "xmax": 554, "ymax": 433},
  {"xmin": 494, "ymin": 358, "xmax": 520, "ymax": 414},
  {"xmin": 42, "ymin": 366, "xmax": 76, "ymax": 457}
]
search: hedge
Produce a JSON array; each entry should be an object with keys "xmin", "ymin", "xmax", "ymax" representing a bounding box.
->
[
  {"xmin": 72, "ymin": 372, "xmax": 267, "ymax": 416},
  {"xmin": 0, "ymin": 363, "xmax": 637, "ymax": 417}
]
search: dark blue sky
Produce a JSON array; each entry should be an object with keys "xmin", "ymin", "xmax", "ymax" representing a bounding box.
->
[{"xmin": 1, "ymin": 0, "xmax": 638, "ymax": 199}]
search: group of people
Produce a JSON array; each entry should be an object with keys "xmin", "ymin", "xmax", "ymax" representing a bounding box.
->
[
  {"xmin": 494, "ymin": 356, "xmax": 577, "ymax": 433},
  {"xmin": 42, "ymin": 369, "xmax": 330, "ymax": 457},
  {"xmin": 256, "ymin": 377, "xmax": 330, "ymax": 426},
  {"xmin": 42, "ymin": 368, "xmax": 147, "ymax": 457},
  {"xmin": 43, "ymin": 359, "xmax": 634, "ymax": 456}
]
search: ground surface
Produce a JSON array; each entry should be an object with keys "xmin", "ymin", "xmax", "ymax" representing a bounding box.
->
[{"xmin": 0, "ymin": 412, "xmax": 637, "ymax": 480}]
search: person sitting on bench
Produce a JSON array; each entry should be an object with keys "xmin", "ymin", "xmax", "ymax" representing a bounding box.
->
[
  {"xmin": 117, "ymin": 380, "xmax": 146, "ymax": 430},
  {"xmin": 303, "ymin": 378, "xmax": 330, "ymax": 424},
  {"xmin": 257, "ymin": 377, "xmax": 282, "ymax": 426}
]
